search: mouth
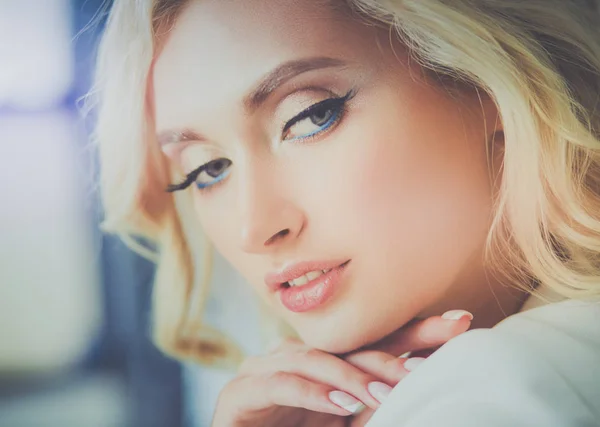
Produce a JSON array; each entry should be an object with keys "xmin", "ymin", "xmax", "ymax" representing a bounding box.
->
[{"xmin": 265, "ymin": 260, "xmax": 351, "ymax": 313}]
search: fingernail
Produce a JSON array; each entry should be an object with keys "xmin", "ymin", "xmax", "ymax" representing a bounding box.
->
[
  {"xmin": 368, "ymin": 381, "xmax": 393, "ymax": 403},
  {"xmin": 441, "ymin": 310, "xmax": 473, "ymax": 321},
  {"xmin": 398, "ymin": 351, "xmax": 412, "ymax": 358},
  {"xmin": 403, "ymin": 357, "xmax": 426, "ymax": 372},
  {"xmin": 328, "ymin": 391, "xmax": 365, "ymax": 414}
]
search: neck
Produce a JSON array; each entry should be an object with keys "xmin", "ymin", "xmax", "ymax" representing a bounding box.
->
[
  {"xmin": 468, "ymin": 285, "xmax": 530, "ymax": 329},
  {"xmin": 417, "ymin": 260, "xmax": 532, "ymax": 330}
]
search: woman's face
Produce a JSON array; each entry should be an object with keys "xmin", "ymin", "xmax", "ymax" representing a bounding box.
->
[{"xmin": 153, "ymin": 0, "xmax": 505, "ymax": 353}]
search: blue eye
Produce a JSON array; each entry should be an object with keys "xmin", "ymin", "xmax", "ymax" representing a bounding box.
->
[
  {"xmin": 164, "ymin": 90, "xmax": 357, "ymax": 194},
  {"xmin": 195, "ymin": 158, "xmax": 232, "ymax": 189},
  {"xmin": 283, "ymin": 90, "xmax": 355, "ymax": 141},
  {"xmin": 166, "ymin": 158, "xmax": 232, "ymax": 193}
]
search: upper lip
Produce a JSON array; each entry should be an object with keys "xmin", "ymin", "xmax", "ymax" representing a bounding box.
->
[{"xmin": 265, "ymin": 259, "xmax": 350, "ymax": 291}]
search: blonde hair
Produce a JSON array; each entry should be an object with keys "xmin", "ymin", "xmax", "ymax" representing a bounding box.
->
[{"xmin": 88, "ymin": 0, "xmax": 600, "ymax": 368}]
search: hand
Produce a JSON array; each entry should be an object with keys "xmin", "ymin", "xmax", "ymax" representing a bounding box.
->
[
  {"xmin": 210, "ymin": 310, "xmax": 473, "ymax": 427},
  {"xmin": 344, "ymin": 310, "xmax": 474, "ymax": 426}
]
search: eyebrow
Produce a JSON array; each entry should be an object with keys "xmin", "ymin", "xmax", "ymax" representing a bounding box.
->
[{"xmin": 157, "ymin": 56, "xmax": 348, "ymax": 146}]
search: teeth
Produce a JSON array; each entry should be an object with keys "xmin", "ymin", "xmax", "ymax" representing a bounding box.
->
[
  {"xmin": 290, "ymin": 275, "xmax": 309, "ymax": 286},
  {"xmin": 306, "ymin": 271, "xmax": 323, "ymax": 281},
  {"xmin": 288, "ymin": 269, "xmax": 326, "ymax": 287}
]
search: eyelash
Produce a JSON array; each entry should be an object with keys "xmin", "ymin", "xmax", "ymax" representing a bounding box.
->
[
  {"xmin": 165, "ymin": 89, "xmax": 356, "ymax": 193},
  {"xmin": 165, "ymin": 159, "xmax": 232, "ymax": 193},
  {"xmin": 281, "ymin": 89, "xmax": 356, "ymax": 141}
]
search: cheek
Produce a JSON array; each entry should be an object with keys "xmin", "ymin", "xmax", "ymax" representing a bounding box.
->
[
  {"xmin": 192, "ymin": 193, "xmax": 271, "ymax": 295},
  {"xmin": 192, "ymin": 196, "xmax": 239, "ymax": 263},
  {"xmin": 336, "ymin": 98, "xmax": 493, "ymax": 285}
]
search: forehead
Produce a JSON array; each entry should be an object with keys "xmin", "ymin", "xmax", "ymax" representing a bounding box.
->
[
  {"xmin": 158, "ymin": 0, "xmax": 367, "ymax": 59},
  {"xmin": 152, "ymin": 0, "xmax": 391, "ymax": 126}
]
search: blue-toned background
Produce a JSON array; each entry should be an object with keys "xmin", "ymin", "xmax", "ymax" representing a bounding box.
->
[
  {"xmin": 0, "ymin": 1, "xmax": 185, "ymax": 426},
  {"xmin": 0, "ymin": 1, "xmax": 267, "ymax": 426}
]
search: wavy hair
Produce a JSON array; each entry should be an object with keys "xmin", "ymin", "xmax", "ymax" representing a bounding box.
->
[{"xmin": 87, "ymin": 0, "xmax": 600, "ymax": 368}]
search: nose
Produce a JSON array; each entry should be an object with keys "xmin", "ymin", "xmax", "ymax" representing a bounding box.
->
[{"xmin": 238, "ymin": 171, "xmax": 305, "ymax": 254}]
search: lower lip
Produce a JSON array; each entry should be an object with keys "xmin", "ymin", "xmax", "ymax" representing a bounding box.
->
[{"xmin": 278, "ymin": 262, "xmax": 349, "ymax": 313}]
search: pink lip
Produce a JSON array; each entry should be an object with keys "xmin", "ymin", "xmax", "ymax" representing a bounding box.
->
[
  {"xmin": 265, "ymin": 259, "xmax": 350, "ymax": 313},
  {"xmin": 265, "ymin": 259, "xmax": 350, "ymax": 290}
]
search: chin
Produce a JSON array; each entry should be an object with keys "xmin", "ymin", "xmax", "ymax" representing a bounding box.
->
[
  {"xmin": 296, "ymin": 326, "xmax": 376, "ymax": 355},
  {"xmin": 303, "ymin": 337, "xmax": 357, "ymax": 355}
]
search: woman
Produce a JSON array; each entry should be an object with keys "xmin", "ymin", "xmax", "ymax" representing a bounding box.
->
[{"xmin": 90, "ymin": 0, "xmax": 600, "ymax": 426}]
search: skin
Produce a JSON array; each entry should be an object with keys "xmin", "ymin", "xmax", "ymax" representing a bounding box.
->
[
  {"xmin": 153, "ymin": 0, "xmax": 529, "ymax": 356},
  {"xmin": 210, "ymin": 318, "xmax": 472, "ymax": 427}
]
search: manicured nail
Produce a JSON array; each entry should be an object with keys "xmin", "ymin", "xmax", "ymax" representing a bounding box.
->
[
  {"xmin": 441, "ymin": 309, "xmax": 473, "ymax": 321},
  {"xmin": 403, "ymin": 357, "xmax": 426, "ymax": 372},
  {"xmin": 368, "ymin": 381, "xmax": 393, "ymax": 403},
  {"xmin": 329, "ymin": 391, "xmax": 365, "ymax": 414}
]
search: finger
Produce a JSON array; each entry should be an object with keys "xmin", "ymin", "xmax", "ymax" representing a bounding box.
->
[
  {"xmin": 221, "ymin": 372, "xmax": 363, "ymax": 417},
  {"xmin": 343, "ymin": 350, "xmax": 410, "ymax": 385},
  {"xmin": 238, "ymin": 348, "xmax": 388, "ymax": 409},
  {"xmin": 366, "ymin": 310, "xmax": 473, "ymax": 356},
  {"xmin": 265, "ymin": 337, "xmax": 305, "ymax": 354},
  {"xmin": 240, "ymin": 338, "xmax": 307, "ymax": 374},
  {"xmin": 409, "ymin": 346, "xmax": 439, "ymax": 358}
]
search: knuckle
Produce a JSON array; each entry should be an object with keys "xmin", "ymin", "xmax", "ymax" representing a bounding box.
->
[
  {"xmin": 302, "ymin": 347, "xmax": 323, "ymax": 359},
  {"xmin": 345, "ymin": 350, "xmax": 376, "ymax": 366},
  {"xmin": 264, "ymin": 370, "xmax": 293, "ymax": 386},
  {"xmin": 283, "ymin": 347, "xmax": 317, "ymax": 366},
  {"xmin": 294, "ymin": 378, "xmax": 315, "ymax": 398},
  {"xmin": 384, "ymin": 354, "xmax": 402, "ymax": 367},
  {"xmin": 338, "ymin": 365, "xmax": 371, "ymax": 388},
  {"xmin": 386, "ymin": 358, "xmax": 409, "ymax": 379},
  {"xmin": 356, "ymin": 371, "xmax": 375, "ymax": 387}
]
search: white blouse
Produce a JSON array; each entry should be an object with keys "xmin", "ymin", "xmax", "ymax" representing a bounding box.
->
[{"xmin": 366, "ymin": 299, "xmax": 600, "ymax": 427}]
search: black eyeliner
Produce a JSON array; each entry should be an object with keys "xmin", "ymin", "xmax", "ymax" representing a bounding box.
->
[
  {"xmin": 165, "ymin": 164, "xmax": 207, "ymax": 192},
  {"xmin": 166, "ymin": 89, "xmax": 356, "ymax": 193},
  {"xmin": 282, "ymin": 89, "xmax": 356, "ymax": 134}
]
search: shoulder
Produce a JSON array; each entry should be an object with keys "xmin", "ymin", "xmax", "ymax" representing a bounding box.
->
[{"xmin": 366, "ymin": 300, "xmax": 600, "ymax": 427}]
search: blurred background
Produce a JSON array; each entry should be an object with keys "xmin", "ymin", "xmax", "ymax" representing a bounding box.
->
[{"xmin": 0, "ymin": 1, "xmax": 263, "ymax": 426}]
